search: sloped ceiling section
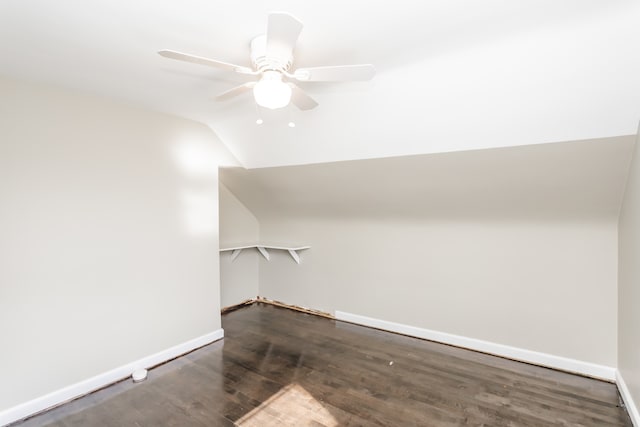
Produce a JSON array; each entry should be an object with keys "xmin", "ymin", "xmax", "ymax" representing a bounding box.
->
[
  {"xmin": 0, "ymin": 1, "xmax": 639, "ymax": 168},
  {"xmin": 220, "ymin": 136, "xmax": 636, "ymax": 221}
]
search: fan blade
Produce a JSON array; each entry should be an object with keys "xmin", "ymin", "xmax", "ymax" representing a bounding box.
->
[
  {"xmin": 215, "ymin": 82, "xmax": 256, "ymax": 101},
  {"xmin": 288, "ymin": 83, "xmax": 318, "ymax": 110},
  {"xmin": 158, "ymin": 50, "xmax": 255, "ymax": 75},
  {"xmin": 266, "ymin": 12, "xmax": 303, "ymax": 58},
  {"xmin": 294, "ymin": 64, "xmax": 376, "ymax": 82}
]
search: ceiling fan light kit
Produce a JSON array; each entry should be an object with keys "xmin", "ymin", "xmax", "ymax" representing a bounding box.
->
[
  {"xmin": 253, "ymin": 70, "xmax": 292, "ymax": 109},
  {"xmin": 158, "ymin": 12, "xmax": 375, "ymax": 111}
]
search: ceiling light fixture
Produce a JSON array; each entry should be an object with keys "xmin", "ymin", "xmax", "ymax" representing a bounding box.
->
[
  {"xmin": 288, "ymin": 122, "xmax": 296, "ymax": 128},
  {"xmin": 256, "ymin": 118, "xmax": 264, "ymax": 125},
  {"xmin": 159, "ymin": 12, "xmax": 376, "ymax": 112},
  {"xmin": 253, "ymin": 71, "xmax": 292, "ymax": 109}
]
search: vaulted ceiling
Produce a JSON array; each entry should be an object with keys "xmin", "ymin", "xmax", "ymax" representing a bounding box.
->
[
  {"xmin": 1, "ymin": 1, "xmax": 639, "ymax": 168},
  {"xmin": 220, "ymin": 136, "xmax": 636, "ymax": 221}
]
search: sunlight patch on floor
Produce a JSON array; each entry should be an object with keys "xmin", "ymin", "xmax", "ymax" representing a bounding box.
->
[{"xmin": 236, "ymin": 383, "xmax": 338, "ymax": 426}]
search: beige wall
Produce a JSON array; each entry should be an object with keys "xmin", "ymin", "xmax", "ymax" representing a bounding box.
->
[
  {"xmin": 219, "ymin": 183, "xmax": 259, "ymax": 308},
  {"xmin": 220, "ymin": 141, "xmax": 629, "ymax": 369},
  {"xmin": 619, "ymin": 130, "xmax": 640, "ymax": 412},
  {"xmin": 257, "ymin": 217, "xmax": 618, "ymax": 367},
  {"xmin": 0, "ymin": 76, "xmax": 230, "ymax": 411}
]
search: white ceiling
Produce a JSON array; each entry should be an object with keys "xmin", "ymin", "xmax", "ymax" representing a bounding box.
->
[
  {"xmin": 220, "ymin": 136, "xmax": 636, "ymax": 221},
  {"xmin": 1, "ymin": 1, "xmax": 639, "ymax": 168}
]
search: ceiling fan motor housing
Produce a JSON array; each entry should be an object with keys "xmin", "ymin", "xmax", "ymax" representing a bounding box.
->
[{"xmin": 250, "ymin": 34, "xmax": 293, "ymax": 72}]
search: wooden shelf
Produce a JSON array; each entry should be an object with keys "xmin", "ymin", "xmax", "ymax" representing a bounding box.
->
[{"xmin": 220, "ymin": 244, "xmax": 310, "ymax": 264}]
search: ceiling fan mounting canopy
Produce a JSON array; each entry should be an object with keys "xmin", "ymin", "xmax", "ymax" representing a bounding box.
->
[{"xmin": 158, "ymin": 12, "xmax": 375, "ymax": 111}]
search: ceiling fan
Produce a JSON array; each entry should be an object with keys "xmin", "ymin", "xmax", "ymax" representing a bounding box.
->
[{"xmin": 158, "ymin": 12, "xmax": 375, "ymax": 111}]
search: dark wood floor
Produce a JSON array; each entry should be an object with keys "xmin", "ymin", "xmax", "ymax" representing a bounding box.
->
[{"xmin": 14, "ymin": 303, "xmax": 632, "ymax": 426}]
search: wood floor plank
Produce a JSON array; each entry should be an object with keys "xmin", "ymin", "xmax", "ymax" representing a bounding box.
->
[{"xmin": 11, "ymin": 303, "xmax": 633, "ymax": 426}]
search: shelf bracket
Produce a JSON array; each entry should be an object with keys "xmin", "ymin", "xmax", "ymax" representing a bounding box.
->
[
  {"xmin": 230, "ymin": 249, "xmax": 243, "ymax": 261},
  {"xmin": 287, "ymin": 249, "xmax": 301, "ymax": 264},
  {"xmin": 256, "ymin": 246, "xmax": 270, "ymax": 261}
]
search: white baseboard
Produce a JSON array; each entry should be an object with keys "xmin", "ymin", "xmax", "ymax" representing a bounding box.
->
[
  {"xmin": 0, "ymin": 329, "xmax": 224, "ymax": 427},
  {"xmin": 335, "ymin": 311, "xmax": 616, "ymax": 381},
  {"xmin": 617, "ymin": 370, "xmax": 640, "ymax": 426}
]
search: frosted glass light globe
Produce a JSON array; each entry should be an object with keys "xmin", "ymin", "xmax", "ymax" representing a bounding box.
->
[{"xmin": 253, "ymin": 71, "xmax": 292, "ymax": 109}]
